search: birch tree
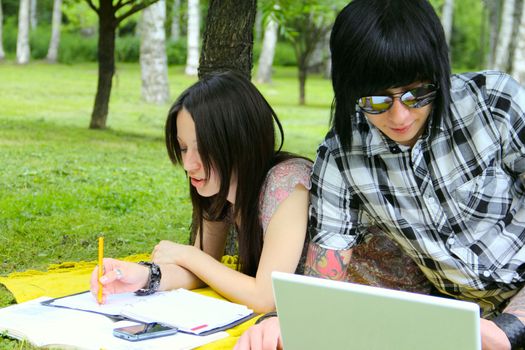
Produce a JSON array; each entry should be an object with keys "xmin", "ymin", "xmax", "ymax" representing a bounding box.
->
[
  {"xmin": 256, "ymin": 17, "xmax": 278, "ymax": 83},
  {"xmin": 170, "ymin": 0, "xmax": 180, "ymax": 41},
  {"xmin": 0, "ymin": 0, "xmax": 5, "ymax": 61},
  {"xmin": 483, "ymin": 0, "xmax": 502, "ymax": 68},
  {"xmin": 46, "ymin": 0, "xmax": 63, "ymax": 63},
  {"xmin": 185, "ymin": 0, "xmax": 199, "ymax": 76},
  {"xmin": 511, "ymin": 0, "xmax": 525, "ymax": 82},
  {"xmin": 493, "ymin": 0, "xmax": 516, "ymax": 71},
  {"xmin": 16, "ymin": 0, "xmax": 31, "ymax": 64},
  {"xmin": 140, "ymin": 0, "xmax": 170, "ymax": 104},
  {"xmin": 30, "ymin": 0, "xmax": 37, "ymax": 29},
  {"xmin": 441, "ymin": 0, "xmax": 454, "ymax": 47}
]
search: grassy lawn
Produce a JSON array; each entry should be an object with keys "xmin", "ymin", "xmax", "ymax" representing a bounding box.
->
[{"xmin": 0, "ymin": 61, "xmax": 332, "ymax": 348}]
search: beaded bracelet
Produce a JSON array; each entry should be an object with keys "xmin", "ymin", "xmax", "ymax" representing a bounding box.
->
[
  {"xmin": 492, "ymin": 313, "xmax": 525, "ymax": 349},
  {"xmin": 134, "ymin": 261, "xmax": 162, "ymax": 296}
]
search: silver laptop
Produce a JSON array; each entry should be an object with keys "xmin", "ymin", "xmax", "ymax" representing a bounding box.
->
[{"xmin": 272, "ymin": 271, "xmax": 481, "ymax": 350}]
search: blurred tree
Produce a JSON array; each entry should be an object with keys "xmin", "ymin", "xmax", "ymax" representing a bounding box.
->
[
  {"xmin": 140, "ymin": 0, "xmax": 169, "ymax": 104},
  {"xmin": 256, "ymin": 13, "xmax": 278, "ymax": 83},
  {"xmin": 512, "ymin": 0, "xmax": 525, "ymax": 83},
  {"xmin": 30, "ymin": 0, "xmax": 37, "ymax": 28},
  {"xmin": 494, "ymin": 0, "xmax": 515, "ymax": 71},
  {"xmin": 170, "ymin": 0, "xmax": 180, "ymax": 41},
  {"xmin": 271, "ymin": 0, "xmax": 343, "ymax": 105},
  {"xmin": 441, "ymin": 0, "xmax": 454, "ymax": 46},
  {"xmin": 46, "ymin": 0, "xmax": 62, "ymax": 63},
  {"xmin": 199, "ymin": 0, "xmax": 257, "ymax": 78},
  {"xmin": 0, "ymin": 0, "xmax": 4, "ymax": 60},
  {"xmin": 16, "ymin": 0, "xmax": 31, "ymax": 64},
  {"xmin": 86, "ymin": 0, "xmax": 158, "ymax": 129},
  {"xmin": 185, "ymin": 0, "xmax": 199, "ymax": 75}
]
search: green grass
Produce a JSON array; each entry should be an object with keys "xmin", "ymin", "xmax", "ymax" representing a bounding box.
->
[{"xmin": 0, "ymin": 61, "xmax": 332, "ymax": 348}]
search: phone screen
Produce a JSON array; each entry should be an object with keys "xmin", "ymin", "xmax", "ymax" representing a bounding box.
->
[{"xmin": 113, "ymin": 322, "xmax": 178, "ymax": 341}]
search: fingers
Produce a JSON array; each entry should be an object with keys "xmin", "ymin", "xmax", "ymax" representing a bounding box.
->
[{"xmin": 100, "ymin": 268, "xmax": 124, "ymax": 285}]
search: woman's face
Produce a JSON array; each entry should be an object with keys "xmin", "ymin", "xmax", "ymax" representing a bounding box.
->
[{"xmin": 176, "ymin": 108, "xmax": 237, "ymax": 202}]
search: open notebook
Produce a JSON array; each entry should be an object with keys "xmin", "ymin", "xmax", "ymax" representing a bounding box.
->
[{"xmin": 272, "ymin": 272, "xmax": 481, "ymax": 350}]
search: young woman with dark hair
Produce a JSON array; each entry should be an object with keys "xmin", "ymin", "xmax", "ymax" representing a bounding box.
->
[{"xmin": 90, "ymin": 71, "xmax": 312, "ymax": 313}]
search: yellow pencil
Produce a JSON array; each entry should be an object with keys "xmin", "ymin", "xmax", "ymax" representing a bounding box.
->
[{"xmin": 97, "ymin": 236, "xmax": 104, "ymax": 304}]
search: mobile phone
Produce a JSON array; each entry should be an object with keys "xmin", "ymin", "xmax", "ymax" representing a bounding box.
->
[{"xmin": 113, "ymin": 322, "xmax": 179, "ymax": 341}]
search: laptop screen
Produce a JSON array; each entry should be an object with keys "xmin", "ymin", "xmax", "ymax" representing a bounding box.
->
[{"xmin": 272, "ymin": 271, "xmax": 481, "ymax": 350}]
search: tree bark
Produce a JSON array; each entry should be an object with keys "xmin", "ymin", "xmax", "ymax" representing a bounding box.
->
[
  {"xmin": 16, "ymin": 0, "xmax": 31, "ymax": 64},
  {"xmin": 141, "ymin": 0, "xmax": 170, "ymax": 104},
  {"xmin": 256, "ymin": 18, "xmax": 278, "ymax": 83},
  {"xmin": 46, "ymin": 0, "xmax": 62, "ymax": 63},
  {"xmin": 90, "ymin": 1, "xmax": 117, "ymax": 129},
  {"xmin": 494, "ymin": 0, "xmax": 516, "ymax": 71},
  {"xmin": 199, "ymin": 0, "xmax": 257, "ymax": 79},
  {"xmin": 170, "ymin": 0, "xmax": 180, "ymax": 41},
  {"xmin": 511, "ymin": 0, "xmax": 525, "ymax": 83},
  {"xmin": 0, "ymin": 0, "xmax": 5, "ymax": 60},
  {"xmin": 185, "ymin": 0, "xmax": 199, "ymax": 76}
]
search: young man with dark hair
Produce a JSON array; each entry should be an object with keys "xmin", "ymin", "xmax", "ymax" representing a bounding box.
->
[{"xmin": 235, "ymin": 0, "xmax": 525, "ymax": 349}]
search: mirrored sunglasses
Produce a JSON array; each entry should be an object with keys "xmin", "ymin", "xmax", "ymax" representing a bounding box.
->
[{"xmin": 357, "ymin": 84, "xmax": 438, "ymax": 115}]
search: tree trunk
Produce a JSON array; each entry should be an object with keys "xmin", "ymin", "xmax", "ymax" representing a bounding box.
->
[
  {"xmin": 484, "ymin": 0, "xmax": 501, "ymax": 68},
  {"xmin": 0, "ymin": 0, "xmax": 5, "ymax": 60},
  {"xmin": 511, "ymin": 0, "xmax": 525, "ymax": 83},
  {"xmin": 298, "ymin": 63, "xmax": 307, "ymax": 106},
  {"xmin": 89, "ymin": 3, "xmax": 117, "ymax": 129},
  {"xmin": 441, "ymin": 0, "xmax": 454, "ymax": 47},
  {"xmin": 16, "ymin": 0, "xmax": 31, "ymax": 64},
  {"xmin": 46, "ymin": 0, "xmax": 62, "ymax": 63},
  {"xmin": 30, "ymin": 0, "xmax": 37, "ymax": 29},
  {"xmin": 141, "ymin": 0, "xmax": 170, "ymax": 104},
  {"xmin": 170, "ymin": 0, "xmax": 180, "ymax": 41},
  {"xmin": 254, "ymin": 7, "xmax": 263, "ymax": 41},
  {"xmin": 256, "ymin": 18, "xmax": 278, "ymax": 83},
  {"xmin": 199, "ymin": 0, "xmax": 257, "ymax": 79},
  {"xmin": 494, "ymin": 0, "xmax": 516, "ymax": 71},
  {"xmin": 185, "ymin": 0, "xmax": 199, "ymax": 76}
]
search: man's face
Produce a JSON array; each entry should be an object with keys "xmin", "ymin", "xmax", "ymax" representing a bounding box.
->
[{"xmin": 361, "ymin": 82, "xmax": 434, "ymax": 147}]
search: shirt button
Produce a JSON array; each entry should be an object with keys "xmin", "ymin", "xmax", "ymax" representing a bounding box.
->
[
  {"xmin": 447, "ymin": 237, "xmax": 455, "ymax": 245},
  {"xmin": 483, "ymin": 270, "xmax": 491, "ymax": 278},
  {"xmin": 427, "ymin": 197, "xmax": 435, "ymax": 204}
]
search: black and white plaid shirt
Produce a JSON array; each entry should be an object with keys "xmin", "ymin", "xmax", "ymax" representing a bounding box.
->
[{"xmin": 310, "ymin": 71, "xmax": 525, "ymax": 315}]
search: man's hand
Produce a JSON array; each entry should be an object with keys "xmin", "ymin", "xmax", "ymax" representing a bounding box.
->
[{"xmin": 234, "ymin": 317, "xmax": 283, "ymax": 350}]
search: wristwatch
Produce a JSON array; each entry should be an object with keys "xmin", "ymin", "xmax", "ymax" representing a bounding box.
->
[{"xmin": 135, "ymin": 261, "xmax": 162, "ymax": 296}]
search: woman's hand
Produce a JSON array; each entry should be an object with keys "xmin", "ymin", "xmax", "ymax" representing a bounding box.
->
[
  {"xmin": 234, "ymin": 317, "xmax": 283, "ymax": 350},
  {"xmin": 152, "ymin": 240, "xmax": 194, "ymax": 265},
  {"xmin": 89, "ymin": 258, "xmax": 150, "ymax": 304}
]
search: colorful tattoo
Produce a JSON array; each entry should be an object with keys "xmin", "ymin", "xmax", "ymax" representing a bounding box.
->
[{"xmin": 304, "ymin": 242, "xmax": 352, "ymax": 281}]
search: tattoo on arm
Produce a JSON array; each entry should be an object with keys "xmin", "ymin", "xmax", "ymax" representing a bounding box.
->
[
  {"xmin": 504, "ymin": 286, "xmax": 525, "ymax": 324},
  {"xmin": 303, "ymin": 242, "xmax": 352, "ymax": 281}
]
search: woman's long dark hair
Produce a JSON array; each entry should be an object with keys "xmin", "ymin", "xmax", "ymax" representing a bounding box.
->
[
  {"xmin": 165, "ymin": 71, "xmax": 300, "ymax": 276},
  {"xmin": 330, "ymin": 0, "xmax": 451, "ymax": 149}
]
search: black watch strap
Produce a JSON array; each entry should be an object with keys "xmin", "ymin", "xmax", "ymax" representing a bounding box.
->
[
  {"xmin": 492, "ymin": 313, "xmax": 525, "ymax": 349},
  {"xmin": 135, "ymin": 261, "xmax": 162, "ymax": 296}
]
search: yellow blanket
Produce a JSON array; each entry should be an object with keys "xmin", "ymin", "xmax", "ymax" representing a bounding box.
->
[{"xmin": 0, "ymin": 255, "xmax": 258, "ymax": 349}]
